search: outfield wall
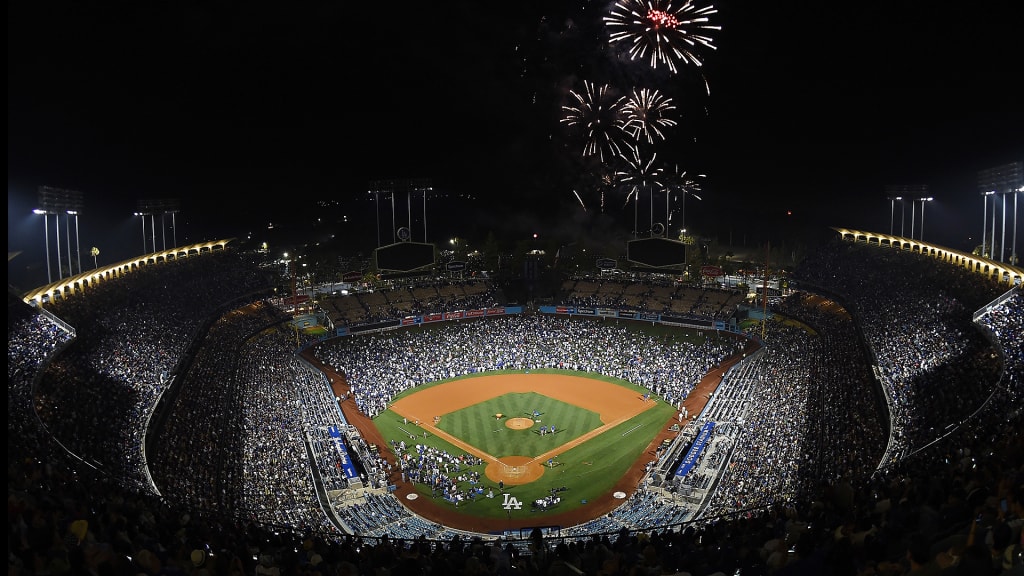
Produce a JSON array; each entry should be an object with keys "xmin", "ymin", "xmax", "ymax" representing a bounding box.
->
[
  {"xmin": 299, "ymin": 304, "xmax": 748, "ymax": 355},
  {"xmin": 297, "ymin": 306, "xmax": 526, "ymax": 353}
]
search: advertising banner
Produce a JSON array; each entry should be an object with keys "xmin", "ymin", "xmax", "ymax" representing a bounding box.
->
[
  {"xmin": 701, "ymin": 265, "xmax": 724, "ymax": 278},
  {"xmin": 674, "ymin": 421, "xmax": 715, "ymax": 477},
  {"xmin": 328, "ymin": 426, "xmax": 359, "ymax": 479}
]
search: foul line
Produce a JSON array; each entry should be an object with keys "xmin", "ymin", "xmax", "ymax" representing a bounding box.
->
[{"xmin": 621, "ymin": 423, "xmax": 644, "ymax": 436}]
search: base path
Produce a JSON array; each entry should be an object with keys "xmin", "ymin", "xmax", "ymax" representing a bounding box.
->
[{"xmin": 302, "ymin": 337, "xmax": 758, "ymax": 534}]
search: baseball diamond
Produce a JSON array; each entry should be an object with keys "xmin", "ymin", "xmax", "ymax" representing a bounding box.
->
[
  {"xmin": 308, "ymin": 346, "xmax": 750, "ymax": 534},
  {"xmin": 390, "ymin": 373, "xmax": 661, "ymax": 486}
]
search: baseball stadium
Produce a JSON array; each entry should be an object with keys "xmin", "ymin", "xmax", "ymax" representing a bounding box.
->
[
  {"xmin": 8, "ymin": 2, "xmax": 1024, "ymax": 573},
  {"xmin": 8, "ymin": 225, "xmax": 1023, "ymax": 575}
]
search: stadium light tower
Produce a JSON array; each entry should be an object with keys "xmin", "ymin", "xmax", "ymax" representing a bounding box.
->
[
  {"xmin": 910, "ymin": 201, "xmax": 916, "ymax": 240},
  {"xmin": 68, "ymin": 210, "xmax": 82, "ymax": 275},
  {"xmin": 982, "ymin": 191, "xmax": 995, "ymax": 257},
  {"xmin": 887, "ymin": 196, "xmax": 902, "ymax": 236},
  {"xmin": 1014, "ymin": 186, "xmax": 1022, "ymax": 265},
  {"xmin": 977, "ymin": 161, "xmax": 1023, "ymax": 263},
  {"xmin": 33, "ymin": 208, "xmax": 54, "ymax": 285},
  {"xmin": 134, "ymin": 212, "xmax": 151, "ymax": 254},
  {"xmin": 917, "ymin": 197, "xmax": 933, "ymax": 241},
  {"xmin": 900, "ymin": 199, "xmax": 906, "ymax": 237},
  {"xmin": 136, "ymin": 198, "xmax": 181, "ymax": 253},
  {"xmin": 38, "ymin": 186, "xmax": 84, "ymax": 281},
  {"xmin": 991, "ymin": 196, "xmax": 998, "ymax": 261},
  {"xmin": 63, "ymin": 211, "xmax": 74, "ymax": 277},
  {"xmin": 885, "ymin": 185, "xmax": 925, "ymax": 238},
  {"xmin": 998, "ymin": 190, "xmax": 1015, "ymax": 263},
  {"xmin": 168, "ymin": 209, "xmax": 180, "ymax": 248}
]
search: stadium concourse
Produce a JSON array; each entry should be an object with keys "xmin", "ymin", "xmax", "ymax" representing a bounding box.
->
[{"xmin": 7, "ymin": 235, "xmax": 1024, "ymax": 575}]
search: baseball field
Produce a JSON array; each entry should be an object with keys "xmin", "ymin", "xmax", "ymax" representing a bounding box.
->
[
  {"xmin": 308, "ymin": 325, "xmax": 753, "ymax": 534},
  {"xmin": 374, "ymin": 370, "xmax": 676, "ymax": 522}
]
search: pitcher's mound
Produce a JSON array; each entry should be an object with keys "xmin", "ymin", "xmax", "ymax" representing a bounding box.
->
[{"xmin": 505, "ymin": 417, "xmax": 534, "ymax": 430}]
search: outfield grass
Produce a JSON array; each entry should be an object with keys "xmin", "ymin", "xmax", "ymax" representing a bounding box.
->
[{"xmin": 373, "ymin": 370, "xmax": 676, "ymax": 522}]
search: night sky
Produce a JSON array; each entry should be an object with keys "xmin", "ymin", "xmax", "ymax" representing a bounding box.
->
[{"xmin": 8, "ymin": 1, "xmax": 1024, "ymax": 289}]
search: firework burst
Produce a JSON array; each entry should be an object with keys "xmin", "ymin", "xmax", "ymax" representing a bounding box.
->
[
  {"xmin": 561, "ymin": 80, "xmax": 629, "ymax": 163},
  {"xmin": 604, "ymin": 0, "xmax": 720, "ymax": 75},
  {"xmin": 616, "ymin": 146, "xmax": 664, "ymax": 235},
  {"xmin": 664, "ymin": 164, "xmax": 705, "ymax": 229},
  {"xmin": 617, "ymin": 146, "xmax": 664, "ymax": 202},
  {"xmin": 623, "ymin": 88, "xmax": 677, "ymax": 144},
  {"xmin": 664, "ymin": 164, "xmax": 704, "ymax": 196}
]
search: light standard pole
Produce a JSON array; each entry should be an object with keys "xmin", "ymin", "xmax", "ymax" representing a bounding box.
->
[
  {"xmin": 665, "ymin": 186, "xmax": 671, "ymax": 236},
  {"xmin": 1000, "ymin": 192, "xmax": 1009, "ymax": 262},
  {"xmin": 991, "ymin": 195, "xmax": 998, "ymax": 262},
  {"xmin": 650, "ymin": 186, "xmax": 656, "ymax": 237},
  {"xmin": 64, "ymin": 211, "xmax": 73, "ymax": 277},
  {"xmin": 54, "ymin": 208, "xmax": 63, "ymax": 280},
  {"xmin": 134, "ymin": 212, "xmax": 150, "ymax": 254},
  {"xmin": 679, "ymin": 189, "xmax": 702, "ymax": 235},
  {"xmin": 160, "ymin": 212, "xmax": 168, "ymax": 251},
  {"xmin": 982, "ymin": 191, "xmax": 995, "ymax": 257},
  {"xmin": 910, "ymin": 201, "xmax": 916, "ymax": 240},
  {"xmin": 391, "ymin": 190, "xmax": 396, "ymax": 244},
  {"xmin": 1013, "ymin": 187, "xmax": 1022, "ymax": 265},
  {"xmin": 900, "ymin": 199, "xmax": 906, "ymax": 237},
  {"xmin": 917, "ymin": 197, "xmax": 933, "ymax": 241},
  {"xmin": 633, "ymin": 188, "xmax": 639, "ymax": 238},
  {"xmin": 370, "ymin": 190, "xmax": 381, "ymax": 247},
  {"xmin": 33, "ymin": 209, "xmax": 54, "ymax": 285},
  {"xmin": 69, "ymin": 210, "xmax": 82, "ymax": 275},
  {"xmin": 667, "ymin": 167, "xmax": 703, "ymax": 238},
  {"xmin": 887, "ymin": 196, "xmax": 902, "ymax": 236},
  {"xmin": 169, "ymin": 210, "xmax": 179, "ymax": 248}
]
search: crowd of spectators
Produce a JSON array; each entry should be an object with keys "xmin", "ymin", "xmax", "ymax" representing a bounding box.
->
[
  {"xmin": 147, "ymin": 300, "xmax": 345, "ymax": 535},
  {"xmin": 315, "ymin": 314, "xmax": 744, "ymax": 419},
  {"xmin": 7, "ymin": 236, "xmax": 1023, "ymax": 575},
  {"xmin": 30, "ymin": 250, "xmax": 275, "ymax": 492},
  {"xmin": 558, "ymin": 275, "xmax": 744, "ymax": 321},
  {"xmin": 791, "ymin": 239, "xmax": 1011, "ymax": 463},
  {"xmin": 320, "ymin": 279, "xmax": 502, "ymax": 327}
]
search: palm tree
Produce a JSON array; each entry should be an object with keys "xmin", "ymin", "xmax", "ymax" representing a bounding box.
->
[{"xmin": 90, "ymin": 247, "xmax": 99, "ymax": 269}]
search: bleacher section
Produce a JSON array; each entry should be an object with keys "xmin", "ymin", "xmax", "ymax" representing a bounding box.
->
[
  {"xmin": 559, "ymin": 275, "xmax": 744, "ymax": 321},
  {"xmin": 320, "ymin": 280, "xmax": 502, "ymax": 328}
]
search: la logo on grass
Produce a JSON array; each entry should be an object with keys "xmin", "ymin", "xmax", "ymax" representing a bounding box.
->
[{"xmin": 501, "ymin": 494, "xmax": 523, "ymax": 510}]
